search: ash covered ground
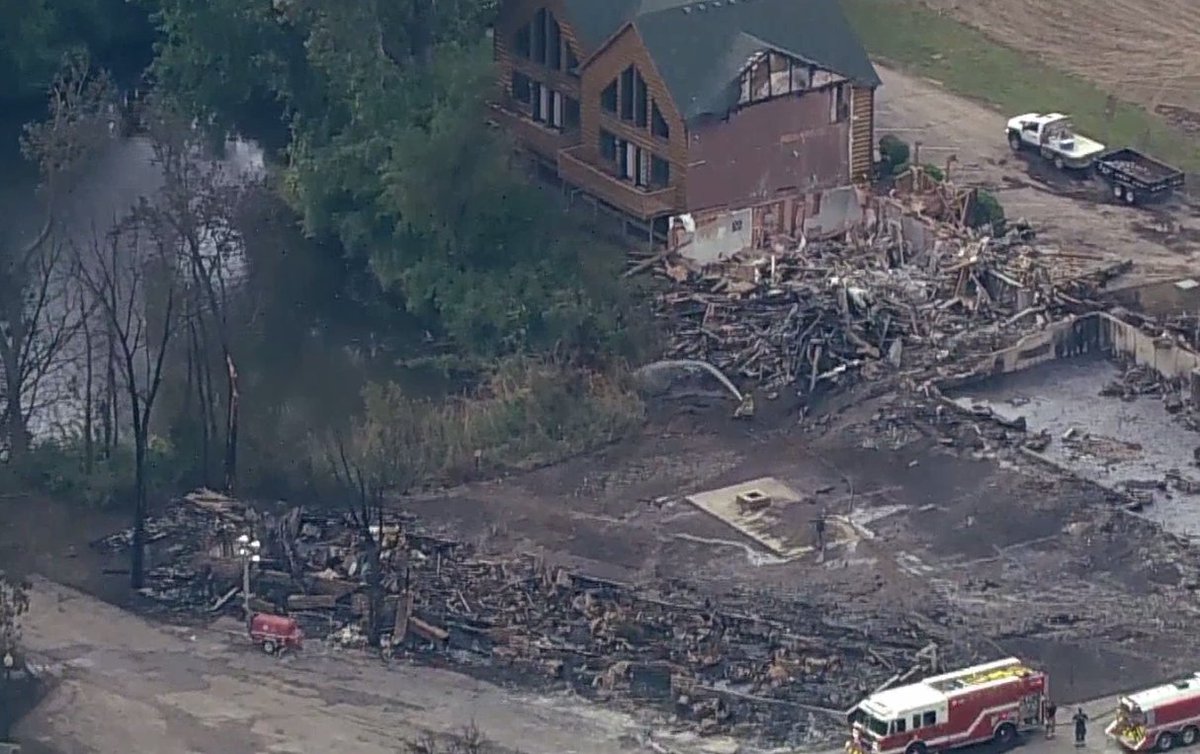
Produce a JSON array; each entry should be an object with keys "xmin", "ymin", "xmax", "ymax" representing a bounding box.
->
[{"xmin": 61, "ymin": 368, "xmax": 1200, "ymax": 749}]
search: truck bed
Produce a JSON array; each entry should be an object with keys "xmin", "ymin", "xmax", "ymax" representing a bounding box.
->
[{"xmin": 1095, "ymin": 148, "xmax": 1184, "ymax": 190}]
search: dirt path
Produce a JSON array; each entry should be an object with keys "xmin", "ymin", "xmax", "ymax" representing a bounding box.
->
[
  {"xmin": 15, "ymin": 577, "xmax": 730, "ymax": 754},
  {"xmin": 875, "ymin": 66, "xmax": 1200, "ymax": 285}
]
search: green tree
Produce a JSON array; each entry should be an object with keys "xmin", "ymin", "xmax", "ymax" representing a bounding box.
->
[
  {"xmin": 152, "ymin": 0, "xmax": 645, "ymax": 365},
  {"xmin": 0, "ymin": 0, "xmax": 62, "ymax": 100},
  {"xmin": 0, "ymin": 0, "xmax": 154, "ymax": 101}
]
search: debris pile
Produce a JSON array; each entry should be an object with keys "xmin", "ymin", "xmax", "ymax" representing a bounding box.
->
[
  {"xmin": 654, "ymin": 218, "xmax": 1090, "ymax": 396},
  {"xmin": 95, "ymin": 490, "xmax": 973, "ymax": 746},
  {"xmin": 92, "ymin": 489, "xmax": 250, "ymax": 611}
]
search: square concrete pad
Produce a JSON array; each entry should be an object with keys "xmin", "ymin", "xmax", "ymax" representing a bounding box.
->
[{"xmin": 686, "ymin": 477, "xmax": 810, "ymax": 560}]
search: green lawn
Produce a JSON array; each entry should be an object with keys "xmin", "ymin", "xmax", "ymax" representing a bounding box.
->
[{"xmin": 840, "ymin": 0, "xmax": 1200, "ymax": 175}]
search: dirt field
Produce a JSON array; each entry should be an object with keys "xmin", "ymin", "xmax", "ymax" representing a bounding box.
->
[
  {"xmin": 920, "ymin": 0, "xmax": 1200, "ymax": 134},
  {"xmin": 420, "ymin": 387, "xmax": 1200, "ymax": 692},
  {"xmin": 875, "ymin": 66, "xmax": 1200, "ymax": 285},
  {"xmin": 9, "ymin": 391, "xmax": 1200, "ymax": 752}
]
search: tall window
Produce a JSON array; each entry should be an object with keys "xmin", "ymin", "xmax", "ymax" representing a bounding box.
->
[
  {"xmin": 651, "ymin": 104, "xmax": 669, "ymax": 139},
  {"xmin": 603, "ymin": 66, "xmax": 663, "ymax": 134},
  {"xmin": 515, "ymin": 25, "xmax": 531, "ymax": 59},
  {"xmin": 599, "ymin": 130, "xmax": 618, "ymax": 162},
  {"xmin": 548, "ymin": 14, "xmax": 562, "ymax": 69},
  {"xmin": 511, "ymin": 71, "xmax": 532, "ymax": 105},
  {"xmin": 601, "ymin": 81, "xmax": 618, "ymax": 113},
  {"xmin": 564, "ymin": 97, "xmax": 580, "ymax": 130},
  {"xmin": 830, "ymin": 83, "xmax": 849, "ymax": 123},
  {"xmin": 532, "ymin": 9, "xmax": 547, "ymax": 64},
  {"xmin": 600, "ymin": 130, "xmax": 669, "ymax": 191},
  {"xmin": 650, "ymin": 156, "xmax": 670, "ymax": 189},
  {"xmin": 619, "ymin": 66, "xmax": 635, "ymax": 121}
]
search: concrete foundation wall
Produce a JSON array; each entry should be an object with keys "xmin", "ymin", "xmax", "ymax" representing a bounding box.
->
[{"xmin": 940, "ymin": 312, "xmax": 1200, "ymax": 390}]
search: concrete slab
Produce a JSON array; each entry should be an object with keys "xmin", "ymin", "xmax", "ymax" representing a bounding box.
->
[
  {"xmin": 947, "ymin": 357, "xmax": 1200, "ymax": 541},
  {"xmin": 686, "ymin": 477, "xmax": 812, "ymax": 560}
]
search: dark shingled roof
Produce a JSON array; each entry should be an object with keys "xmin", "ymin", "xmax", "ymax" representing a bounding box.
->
[{"xmin": 563, "ymin": 0, "xmax": 880, "ymax": 122}]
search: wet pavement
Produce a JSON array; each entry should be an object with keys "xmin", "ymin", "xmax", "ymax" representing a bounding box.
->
[{"xmin": 947, "ymin": 356, "xmax": 1200, "ymax": 542}]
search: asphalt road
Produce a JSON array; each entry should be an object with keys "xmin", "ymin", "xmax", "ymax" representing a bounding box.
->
[{"xmin": 14, "ymin": 578, "xmax": 736, "ymax": 754}]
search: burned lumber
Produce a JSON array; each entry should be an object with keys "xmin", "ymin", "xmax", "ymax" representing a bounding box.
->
[{"xmin": 652, "ymin": 220, "xmax": 1090, "ymax": 397}]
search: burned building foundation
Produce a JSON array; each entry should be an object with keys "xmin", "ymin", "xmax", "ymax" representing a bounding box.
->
[
  {"xmin": 91, "ymin": 491, "xmax": 964, "ymax": 748},
  {"xmin": 937, "ymin": 311, "xmax": 1200, "ymax": 540}
]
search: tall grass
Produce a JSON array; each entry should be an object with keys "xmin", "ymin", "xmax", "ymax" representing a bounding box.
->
[{"xmin": 356, "ymin": 358, "xmax": 645, "ymax": 486}]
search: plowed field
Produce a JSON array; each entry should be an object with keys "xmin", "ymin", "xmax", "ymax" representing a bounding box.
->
[{"xmin": 921, "ymin": 0, "xmax": 1200, "ymax": 135}]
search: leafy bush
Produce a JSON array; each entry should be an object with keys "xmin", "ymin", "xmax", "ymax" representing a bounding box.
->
[
  {"xmin": 7, "ymin": 439, "xmax": 182, "ymax": 509},
  {"xmin": 922, "ymin": 163, "xmax": 945, "ymax": 181},
  {"xmin": 969, "ymin": 189, "xmax": 1007, "ymax": 235},
  {"xmin": 878, "ymin": 134, "xmax": 911, "ymax": 175}
]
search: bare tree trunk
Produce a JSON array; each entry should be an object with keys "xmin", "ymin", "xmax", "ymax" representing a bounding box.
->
[
  {"xmin": 224, "ymin": 354, "xmax": 239, "ymax": 492},
  {"xmin": 81, "ymin": 296, "xmax": 95, "ymax": 474},
  {"xmin": 127, "ymin": 359, "xmax": 147, "ymax": 590},
  {"xmin": 187, "ymin": 256, "xmax": 238, "ymax": 494},
  {"xmin": 130, "ymin": 422, "xmax": 147, "ymax": 589},
  {"xmin": 188, "ymin": 318, "xmax": 210, "ymax": 485},
  {"xmin": 183, "ymin": 321, "xmax": 194, "ymax": 415},
  {"xmin": 104, "ymin": 321, "xmax": 117, "ymax": 456},
  {"xmin": 1, "ymin": 340, "xmax": 25, "ymax": 459}
]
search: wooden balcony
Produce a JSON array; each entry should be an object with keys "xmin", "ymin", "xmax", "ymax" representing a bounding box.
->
[
  {"xmin": 557, "ymin": 146, "xmax": 679, "ymax": 221},
  {"xmin": 488, "ymin": 103, "xmax": 576, "ymax": 161}
]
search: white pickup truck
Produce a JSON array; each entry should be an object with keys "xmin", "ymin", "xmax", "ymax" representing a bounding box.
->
[{"xmin": 1006, "ymin": 113, "xmax": 1106, "ymax": 171}]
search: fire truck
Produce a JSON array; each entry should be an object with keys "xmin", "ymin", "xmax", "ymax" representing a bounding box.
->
[
  {"xmin": 846, "ymin": 658, "xmax": 1048, "ymax": 754},
  {"xmin": 1107, "ymin": 673, "xmax": 1200, "ymax": 751}
]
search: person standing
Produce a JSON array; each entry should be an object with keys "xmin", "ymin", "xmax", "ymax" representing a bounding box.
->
[
  {"xmin": 1073, "ymin": 708, "xmax": 1089, "ymax": 747},
  {"xmin": 1045, "ymin": 700, "xmax": 1058, "ymax": 739},
  {"xmin": 813, "ymin": 515, "xmax": 827, "ymax": 551}
]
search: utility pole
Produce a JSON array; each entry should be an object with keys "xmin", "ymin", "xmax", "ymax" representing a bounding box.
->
[{"xmin": 235, "ymin": 533, "xmax": 261, "ymax": 628}]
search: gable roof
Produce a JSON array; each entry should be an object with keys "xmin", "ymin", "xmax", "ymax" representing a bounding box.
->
[{"xmin": 564, "ymin": 0, "xmax": 881, "ymax": 122}]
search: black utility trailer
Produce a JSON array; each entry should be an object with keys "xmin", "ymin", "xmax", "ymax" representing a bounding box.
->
[{"xmin": 1094, "ymin": 148, "xmax": 1184, "ymax": 204}]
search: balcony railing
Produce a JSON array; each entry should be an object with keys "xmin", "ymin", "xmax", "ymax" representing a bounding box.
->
[
  {"xmin": 557, "ymin": 146, "xmax": 679, "ymax": 220},
  {"xmin": 488, "ymin": 103, "xmax": 576, "ymax": 160}
]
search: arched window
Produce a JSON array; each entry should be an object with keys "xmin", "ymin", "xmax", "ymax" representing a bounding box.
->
[
  {"xmin": 514, "ymin": 8, "xmax": 566, "ymax": 70},
  {"xmin": 601, "ymin": 65, "xmax": 669, "ymax": 139}
]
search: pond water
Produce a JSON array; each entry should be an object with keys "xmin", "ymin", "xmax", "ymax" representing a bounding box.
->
[{"xmin": 0, "ymin": 111, "xmax": 449, "ymax": 454}]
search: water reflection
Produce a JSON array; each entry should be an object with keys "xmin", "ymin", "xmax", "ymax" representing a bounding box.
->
[{"xmin": 1, "ymin": 117, "xmax": 443, "ymax": 470}]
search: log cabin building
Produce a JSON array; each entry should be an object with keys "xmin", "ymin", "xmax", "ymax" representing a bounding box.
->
[{"xmin": 491, "ymin": 0, "xmax": 881, "ymax": 256}]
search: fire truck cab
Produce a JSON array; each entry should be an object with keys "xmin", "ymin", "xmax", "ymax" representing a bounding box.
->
[
  {"xmin": 1107, "ymin": 672, "xmax": 1200, "ymax": 752},
  {"xmin": 847, "ymin": 658, "xmax": 1047, "ymax": 754}
]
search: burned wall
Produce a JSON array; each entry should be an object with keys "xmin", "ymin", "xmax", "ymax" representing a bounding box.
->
[
  {"xmin": 940, "ymin": 312, "xmax": 1200, "ymax": 390},
  {"xmin": 674, "ymin": 187, "xmax": 863, "ymax": 266},
  {"xmin": 685, "ymin": 88, "xmax": 850, "ymax": 213}
]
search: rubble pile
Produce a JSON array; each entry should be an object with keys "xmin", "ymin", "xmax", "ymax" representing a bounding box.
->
[
  {"xmin": 96, "ymin": 491, "xmax": 971, "ymax": 745},
  {"xmin": 654, "ymin": 222, "xmax": 1090, "ymax": 396},
  {"xmin": 92, "ymin": 489, "xmax": 250, "ymax": 611}
]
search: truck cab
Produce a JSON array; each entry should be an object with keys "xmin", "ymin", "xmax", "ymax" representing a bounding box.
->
[
  {"xmin": 848, "ymin": 658, "xmax": 1047, "ymax": 754},
  {"xmin": 1006, "ymin": 112, "xmax": 1106, "ymax": 170},
  {"xmin": 849, "ymin": 694, "xmax": 947, "ymax": 754}
]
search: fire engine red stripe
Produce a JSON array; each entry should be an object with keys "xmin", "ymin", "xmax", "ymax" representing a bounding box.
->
[{"xmin": 876, "ymin": 702, "xmax": 1024, "ymax": 754}]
